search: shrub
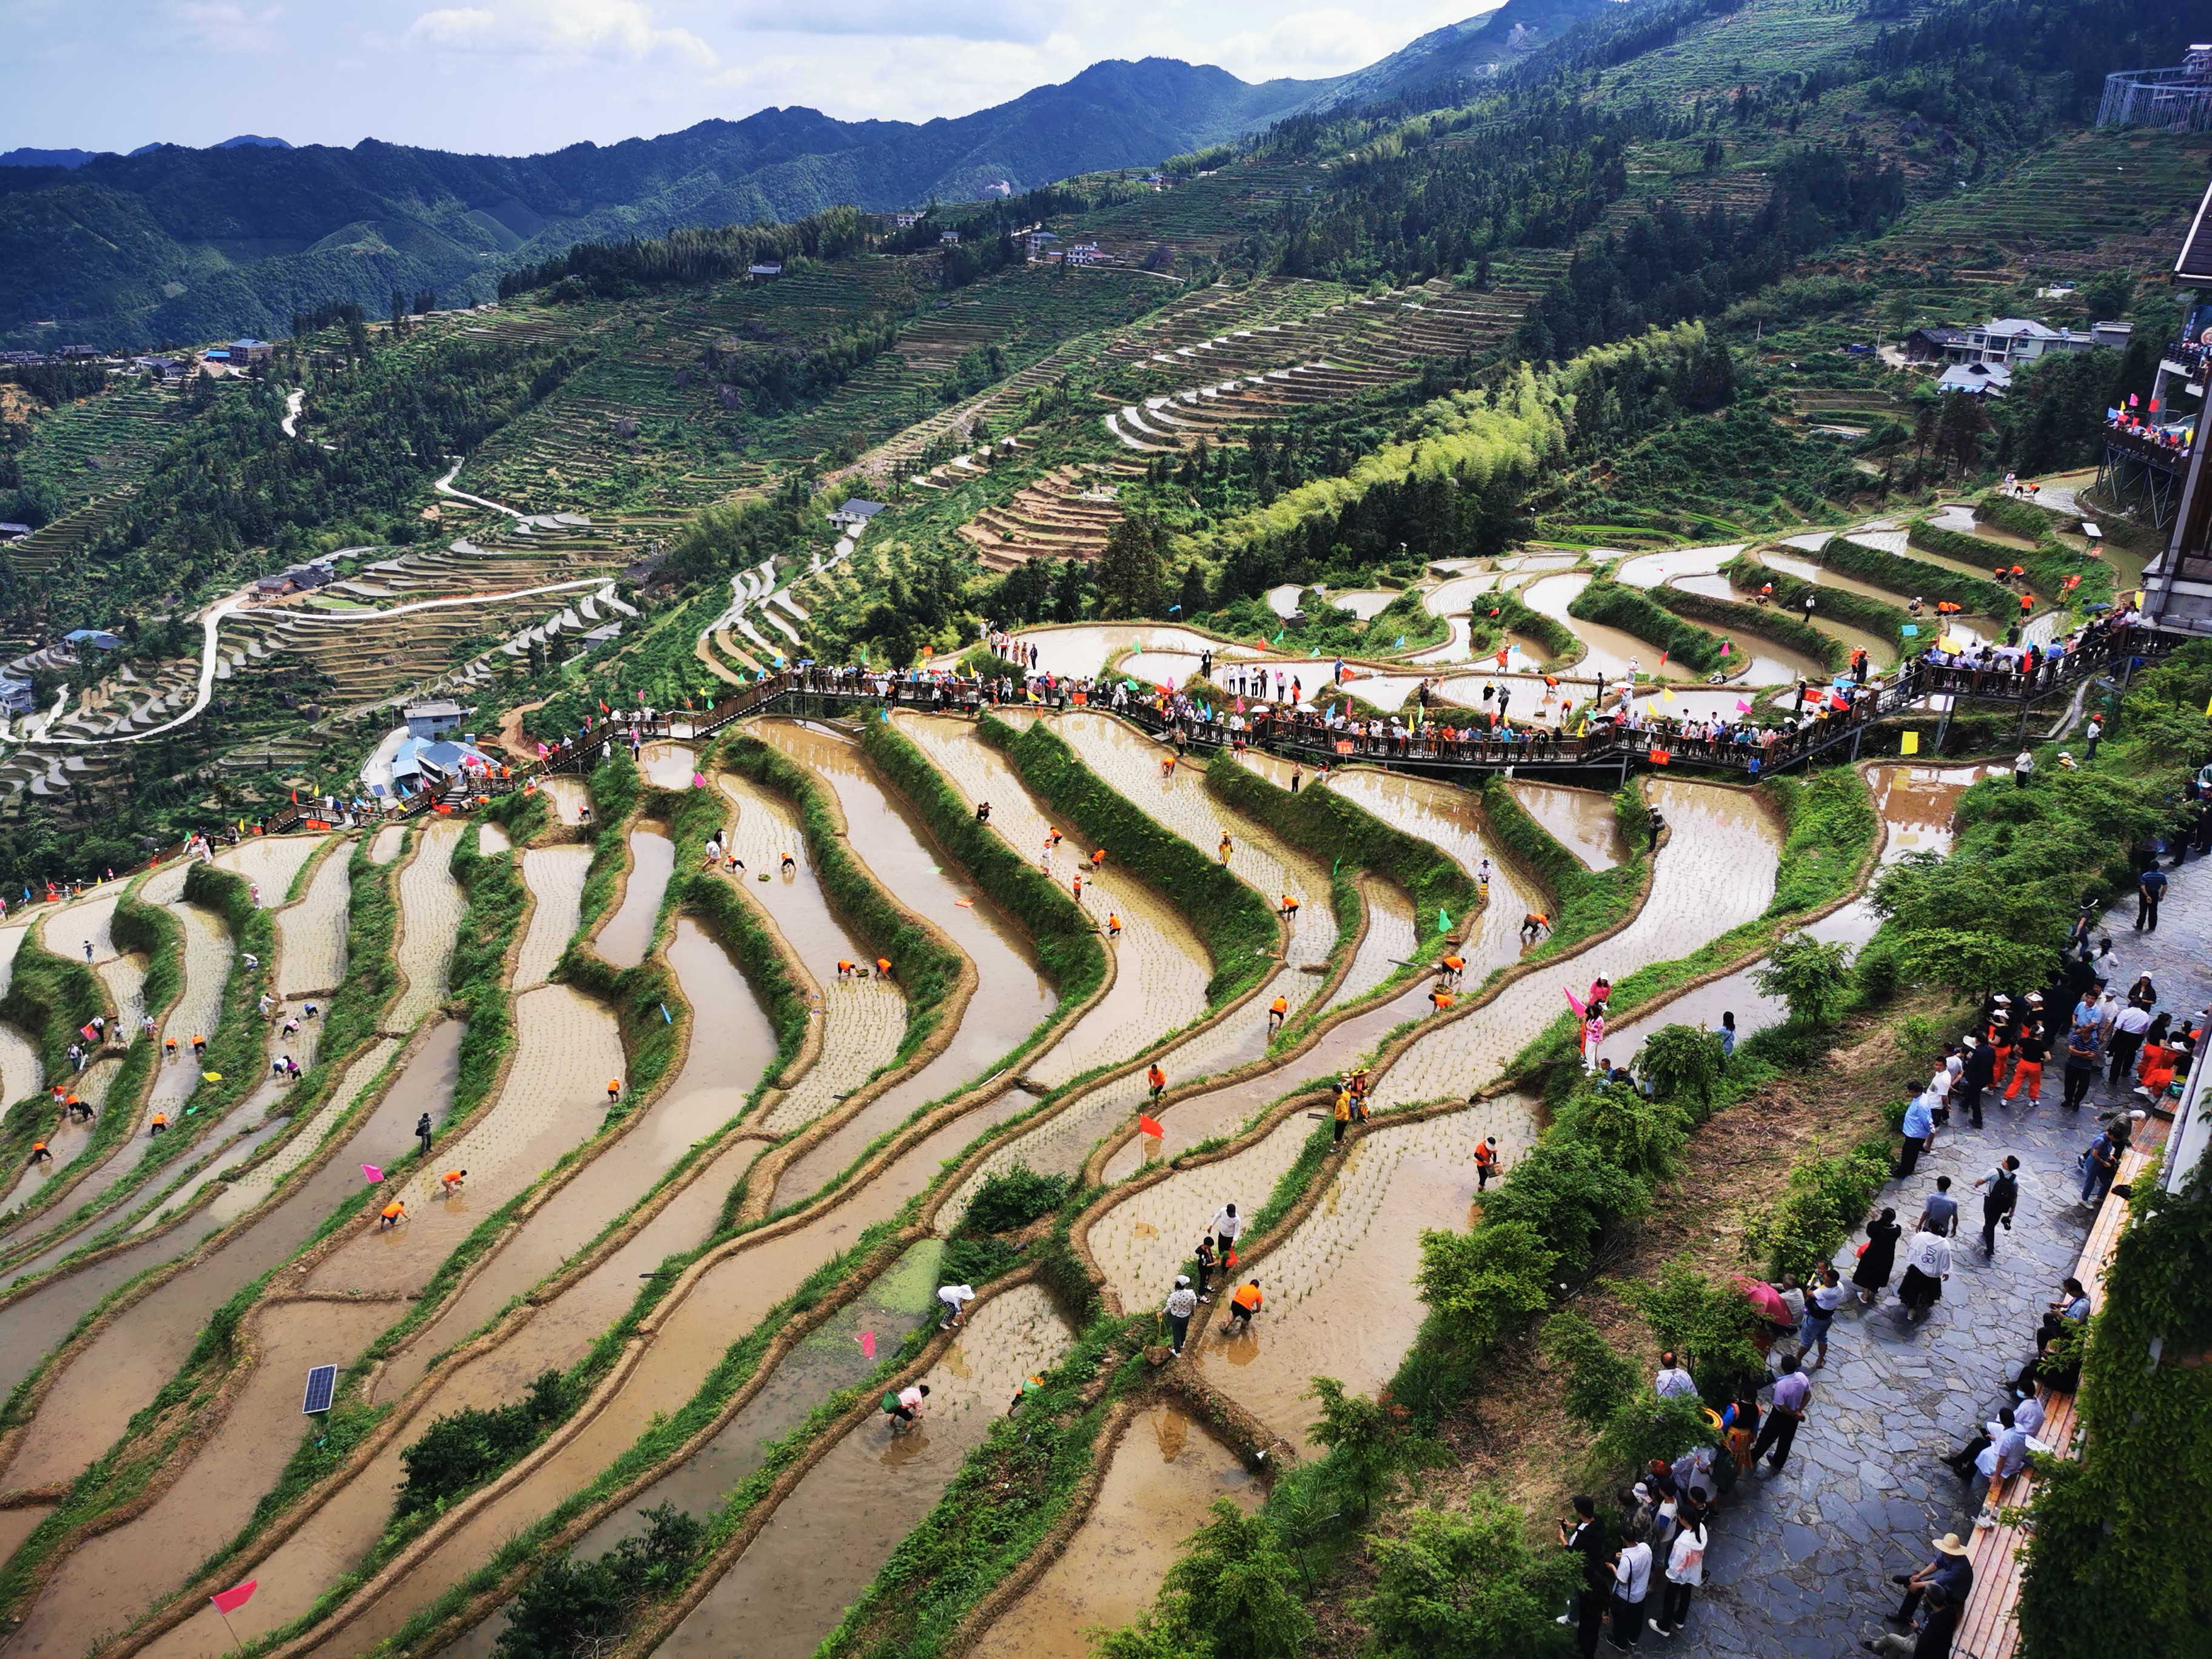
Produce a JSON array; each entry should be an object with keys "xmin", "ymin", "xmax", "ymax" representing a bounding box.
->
[
  {"xmin": 1356, "ymin": 1495, "xmax": 1576, "ymax": 1659},
  {"xmin": 1635, "ymin": 1025, "xmax": 1723, "ymax": 1114},
  {"xmin": 1539, "ymin": 1311, "xmax": 1638, "ymax": 1434},
  {"xmin": 1566, "ymin": 580, "xmax": 1723, "ymax": 674},
  {"xmin": 495, "ymin": 1503, "xmax": 705, "ymax": 1659},
  {"xmin": 1739, "ymin": 1140, "xmax": 1889, "ymax": 1281},
  {"xmin": 1612, "ymin": 1257, "xmax": 1764, "ymax": 1399},
  {"xmin": 937, "ymin": 1233, "xmax": 1022, "ymax": 1285},
  {"xmin": 1415, "ymin": 1221, "xmax": 1559, "ymax": 1352},
  {"xmin": 1305, "ymin": 1378, "xmax": 1441, "ymax": 1521},
  {"xmin": 1551, "ymin": 1082, "xmax": 1688, "ymax": 1185},
  {"xmin": 1588, "ymin": 1388, "xmax": 1715, "ymax": 1481},
  {"xmin": 397, "ymin": 1370, "xmax": 575, "ymax": 1518},
  {"xmin": 1477, "ymin": 1136, "xmax": 1651, "ymax": 1273},
  {"xmin": 963, "ymin": 1165, "xmax": 1068, "ymax": 1233},
  {"xmin": 1099, "ymin": 1500, "xmax": 1312, "ymax": 1659},
  {"xmin": 1751, "ymin": 931, "xmax": 1857, "ymax": 1028}
]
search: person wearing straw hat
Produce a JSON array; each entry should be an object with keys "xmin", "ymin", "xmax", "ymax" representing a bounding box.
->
[{"xmin": 1881, "ymin": 1532, "xmax": 1974, "ymax": 1635}]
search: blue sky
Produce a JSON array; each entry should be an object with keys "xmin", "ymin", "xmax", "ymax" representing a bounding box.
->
[{"xmin": 1, "ymin": 0, "xmax": 1493, "ymax": 155}]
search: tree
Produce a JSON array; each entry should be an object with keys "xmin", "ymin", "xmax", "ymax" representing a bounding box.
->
[
  {"xmin": 1937, "ymin": 390, "xmax": 1992, "ymax": 475},
  {"xmin": 1635, "ymin": 1024, "xmax": 1723, "ymax": 1110},
  {"xmin": 1358, "ymin": 1494, "xmax": 1577, "ymax": 1659},
  {"xmin": 1096, "ymin": 512, "xmax": 1164, "ymax": 618},
  {"xmin": 1751, "ymin": 930, "xmax": 1856, "ymax": 1028},
  {"xmin": 1178, "ymin": 561, "xmax": 1208, "ymax": 619},
  {"xmin": 1612, "ymin": 1255, "xmax": 1763, "ymax": 1395},
  {"xmin": 1415, "ymin": 1219, "xmax": 1558, "ymax": 1351},
  {"xmin": 1538, "ymin": 1310, "xmax": 1638, "ymax": 1432},
  {"xmin": 1050, "ymin": 556, "xmax": 1089, "ymax": 623},
  {"xmin": 1099, "ymin": 1500, "xmax": 1312, "ymax": 1659},
  {"xmin": 1304, "ymin": 1377, "xmax": 1439, "ymax": 1520}
]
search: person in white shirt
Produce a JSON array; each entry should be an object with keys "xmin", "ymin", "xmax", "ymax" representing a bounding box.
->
[
  {"xmin": 2013, "ymin": 1384, "xmax": 2046, "ymax": 1437},
  {"xmin": 1209, "ymin": 1203, "xmax": 1242, "ymax": 1249},
  {"xmin": 1898, "ymin": 1224, "xmax": 1952, "ymax": 1324},
  {"xmin": 937, "ymin": 1283, "xmax": 975, "ymax": 1330},
  {"xmin": 1650, "ymin": 1515, "xmax": 1706, "ymax": 1638},
  {"xmin": 1654, "ymin": 1353, "xmax": 1698, "ymax": 1399},
  {"xmin": 1162, "ymin": 1276, "xmax": 1198, "ymax": 1356},
  {"xmin": 886, "ymin": 1382, "xmax": 930, "ymax": 1431},
  {"xmin": 1610, "ymin": 1526, "xmax": 1654, "ymax": 1647}
]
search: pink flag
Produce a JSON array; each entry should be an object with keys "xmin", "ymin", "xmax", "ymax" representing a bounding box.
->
[
  {"xmin": 691, "ymin": 772, "xmax": 707, "ymax": 788},
  {"xmin": 210, "ymin": 1581, "xmax": 258, "ymax": 1616},
  {"xmin": 1563, "ymin": 987, "xmax": 1589, "ymax": 1017},
  {"xmin": 859, "ymin": 1330, "xmax": 876, "ymax": 1359},
  {"xmin": 1718, "ymin": 642, "xmax": 1731, "ymax": 657},
  {"xmin": 362, "ymin": 1164, "xmax": 384, "ymax": 1184},
  {"xmin": 1735, "ymin": 699, "xmax": 1751, "ymax": 713}
]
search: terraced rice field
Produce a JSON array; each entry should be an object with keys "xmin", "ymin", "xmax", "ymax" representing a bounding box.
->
[{"xmin": 0, "ymin": 688, "xmax": 1873, "ymax": 1659}]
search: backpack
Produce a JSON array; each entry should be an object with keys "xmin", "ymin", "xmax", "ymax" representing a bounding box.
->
[
  {"xmin": 1989, "ymin": 1169, "xmax": 2018, "ymax": 1211},
  {"xmin": 881, "ymin": 1389, "xmax": 902, "ymax": 1415}
]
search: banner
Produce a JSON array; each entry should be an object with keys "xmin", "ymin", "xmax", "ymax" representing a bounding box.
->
[
  {"xmin": 1901, "ymin": 731, "xmax": 1920, "ymax": 755},
  {"xmin": 1334, "ymin": 740, "xmax": 1355, "ymax": 754}
]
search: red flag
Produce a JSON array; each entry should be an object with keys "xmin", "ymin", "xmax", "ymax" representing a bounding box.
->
[
  {"xmin": 210, "ymin": 1581, "xmax": 258, "ymax": 1616},
  {"xmin": 1138, "ymin": 1113, "xmax": 1165, "ymax": 1138},
  {"xmin": 598, "ymin": 700, "xmax": 611, "ymax": 714},
  {"xmin": 81, "ymin": 1022, "xmax": 99, "ymax": 1042},
  {"xmin": 2150, "ymin": 398, "xmax": 2160, "ymax": 414},
  {"xmin": 1658, "ymin": 649, "xmax": 1667, "ymax": 666}
]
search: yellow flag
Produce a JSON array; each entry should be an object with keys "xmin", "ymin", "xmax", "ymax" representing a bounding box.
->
[
  {"xmin": 1576, "ymin": 720, "xmax": 1587, "ymax": 737},
  {"xmin": 1901, "ymin": 731, "xmax": 1920, "ymax": 756},
  {"xmin": 2204, "ymin": 692, "xmax": 2212, "ymax": 719},
  {"xmin": 1662, "ymin": 686, "xmax": 1677, "ymax": 703},
  {"xmin": 1647, "ymin": 700, "xmax": 1660, "ymax": 716}
]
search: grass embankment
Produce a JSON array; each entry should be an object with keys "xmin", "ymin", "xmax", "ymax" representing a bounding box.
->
[
  {"xmin": 1907, "ymin": 495, "xmax": 2114, "ymax": 615},
  {"xmin": 0, "ymin": 913, "xmax": 136, "ymax": 1216},
  {"xmin": 572, "ymin": 746, "xmax": 645, "ymax": 942},
  {"xmin": 1206, "ymin": 752, "xmax": 1478, "ymax": 1017},
  {"xmin": 1567, "ymin": 578, "xmax": 1725, "ymax": 675},
  {"xmin": 1650, "ymin": 581, "xmax": 1846, "ymax": 672},
  {"xmin": 1720, "ymin": 552, "xmax": 1917, "ymax": 660},
  {"xmin": 719, "ymin": 731, "xmax": 968, "ymax": 1065},
  {"xmin": 1825, "ymin": 534, "xmax": 2017, "ymax": 615},
  {"xmin": 982, "ymin": 714, "xmax": 1272, "ymax": 1005},
  {"xmin": 1478, "ymin": 777, "xmax": 1649, "ymax": 960},
  {"xmin": 862, "ymin": 717, "xmax": 1107, "ymax": 1008},
  {"xmin": 1492, "ymin": 588, "xmax": 1580, "ymax": 667}
]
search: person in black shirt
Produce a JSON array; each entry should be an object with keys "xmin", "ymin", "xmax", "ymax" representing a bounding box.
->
[
  {"xmin": 2005, "ymin": 1019, "xmax": 2050, "ymax": 1106},
  {"xmin": 1559, "ymin": 1495, "xmax": 1610, "ymax": 1657}
]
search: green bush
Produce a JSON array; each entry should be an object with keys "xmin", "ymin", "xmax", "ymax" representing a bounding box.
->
[
  {"xmin": 1307, "ymin": 1376, "xmax": 1443, "ymax": 1521},
  {"xmin": 1415, "ymin": 1221, "xmax": 1559, "ymax": 1352},
  {"xmin": 963, "ymin": 1165, "xmax": 1068, "ymax": 1233},
  {"xmin": 988, "ymin": 714, "xmax": 1270, "ymax": 1005},
  {"xmin": 1635, "ymin": 1025, "xmax": 1723, "ymax": 1114},
  {"xmin": 937, "ymin": 1233, "xmax": 1022, "ymax": 1285},
  {"xmin": 1738, "ymin": 1139, "xmax": 1889, "ymax": 1280},
  {"xmin": 1356, "ymin": 1495, "xmax": 1576, "ymax": 1659},
  {"xmin": 1587, "ymin": 1389, "xmax": 1715, "ymax": 1482},
  {"xmin": 1550, "ymin": 1082, "xmax": 1688, "ymax": 1185},
  {"xmin": 495, "ymin": 1504, "xmax": 705, "ymax": 1659},
  {"xmin": 1476, "ymin": 1134, "xmax": 1652, "ymax": 1274},
  {"xmin": 1750, "ymin": 931, "xmax": 1856, "ymax": 1028},
  {"xmin": 1566, "ymin": 579, "xmax": 1723, "ymax": 674},
  {"xmin": 1100, "ymin": 1501, "xmax": 1313, "ymax": 1659},
  {"xmin": 1538, "ymin": 1311, "xmax": 1638, "ymax": 1434},
  {"xmin": 398, "ymin": 1370, "xmax": 577, "ymax": 1518},
  {"xmin": 1611, "ymin": 1256, "xmax": 1763, "ymax": 1399},
  {"xmin": 1721, "ymin": 553, "xmax": 1914, "ymax": 657}
]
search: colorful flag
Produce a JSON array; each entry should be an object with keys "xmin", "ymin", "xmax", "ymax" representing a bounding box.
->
[
  {"xmin": 362, "ymin": 1164, "xmax": 384, "ymax": 1183},
  {"xmin": 1735, "ymin": 699, "xmax": 1751, "ymax": 713},
  {"xmin": 1138, "ymin": 1113, "xmax": 1165, "ymax": 1138},
  {"xmin": 859, "ymin": 1330, "xmax": 876, "ymax": 1359},
  {"xmin": 210, "ymin": 1582, "xmax": 258, "ymax": 1617},
  {"xmin": 1719, "ymin": 642, "xmax": 1731, "ymax": 657}
]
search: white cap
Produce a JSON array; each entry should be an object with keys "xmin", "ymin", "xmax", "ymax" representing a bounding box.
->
[{"xmin": 1176, "ymin": 1275, "xmax": 1191, "ymax": 1287}]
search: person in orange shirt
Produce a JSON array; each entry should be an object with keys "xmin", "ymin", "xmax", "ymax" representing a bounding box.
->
[
  {"xmin": 378, "ymin": 1199, "xmax": 407, "ymax": 1230},
  {"xmin": 1473, "ymin": 1136, "xmax": 1499, "ymax": 1192},
  {"xmin": 1107, "ymin": 914, "xmax": 1122, "ymax": 938},
  {"xmin": 1439, "ymin": 953, "xmax": 1466, "ymax": 987},
  {"xmin": 1520, "ymin": 911, "xmax": 1550, "ymax": 945},
  {"xmin": 1147, "ymin": 1063, "xmax": 1166, "ymax": 1102},
  {"xmin": 1430, "ymin": 983, "xmax": 1455, "ymax": 1013},
  {"xmin": 28, "ymin": 1139, "xmax": 50, "ymax": 1166},
  {"xmin": 149, "ymin": 1111, "xmax": 169, "ymax": 1136},
  {"xmin": 1267, "ymin": 994, "xmax": 1287, "ymax": 1034},
  {"xmin": 164, "ymin": 1036, "xmax": 178, "ymax": 1061},
  {"xmin": 1279, "ymin": 893, "xmax": 1299, "ymax": 919},
  {"xmin": 191, "ymin": 1033, "xmax": 207, "ymax": 1057},
  {"xmin": 1071, "ymin": 873, "xmax": 1084, "ymax": 900},
  {"xmin": 605, "ymin": 1077, "xmax": 622, "ymax": 1104},
  {"xmin": 1090, "ymin": 848, "xmax": 1106, "ymax": 870},
  {"xmin": 876, "ymin": 956, "xmax": 894, "ymax": 981},
  {"xmin": 1222, "ymin": 1280, "xmax": 1263, "ymax": 1335},
  {"xmin": 837, "ymin": 959, "xmax": 857, "ymax": 977},
  {"xmin": 441, "ymin": 1169, "xmax": 468, "ymax": 1196}
]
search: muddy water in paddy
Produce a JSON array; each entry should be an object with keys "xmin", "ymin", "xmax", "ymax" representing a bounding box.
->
[
  {"xmin": 1669, "ymin": 573, "xmax": 1899, "ymax": 669},
  {"xmin": 1504, "ymin": 780, "xmax": 1625, "ymax": 870},
  {"xmin": 655, "ymin": 1282, "xmax": 1076, "ymax": 1659},
  {"xmin": 757, "ymin": 722, "xmax": 1051, "ymax": 1211},
  {"xmin": 0, "ymin": 1023, "xmax": 458, "ymax": 1496},
  {"xmin": 1184, "ymin": 1100, "xmax": 1537, "ymax": 1454},
  {"xmin": 966, "ymin": 1404, "xmax": 1259, "ymax": 1659},
  {"xmin": 1323, "ymin": 769, "xmax": 1537, "ymax": 981},
  {"xmin": 640, "ymin": 740, "xmax": 700, "ymax": 791},
  {"xmin": 215, "ymin": 1096, "xmax": 1042, "ymax": 1659},
  {"xmin": 895, "ymin": 713, "xmax": 1212, "ymax": 1087},
  {"xmin": 374, "ymin": 920, "xmax": 776, "ymax": 1401},
  {"xmin": 5, "ymin": 1301, "xmax": 394, "ymax": 1659},
  {"xmin": 1368, "ymin": 777, "xmax": 1783, "ymax": 1113},
  {"xmin": 598, "ymin": 828, "xmax": 675, "ymax": 968},
  {"xmin": 1522, "ymin": 574, "xmax": 1690, "ymax": 682},
  {"xmin": 1605, "ymin": 763, "xmax": 1991, "ymax": 1057}
]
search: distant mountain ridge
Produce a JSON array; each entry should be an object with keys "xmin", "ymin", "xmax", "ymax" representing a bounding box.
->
[{"xmin": 0, "ymin": 0, "xmax": 1609, "ymax": 348}]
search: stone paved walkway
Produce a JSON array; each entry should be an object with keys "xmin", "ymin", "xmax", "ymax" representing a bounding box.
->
[{"xmin": 1689, "ymin": 856, "xmax": 2210, "ymax": 1656}]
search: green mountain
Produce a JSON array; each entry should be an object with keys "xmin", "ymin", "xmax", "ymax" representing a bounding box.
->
[{"xmin": 0, "ymin": 4, "xmax": 1613, "ymax": 350}]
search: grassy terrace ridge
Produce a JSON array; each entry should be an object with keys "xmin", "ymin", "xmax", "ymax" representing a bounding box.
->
[
  {"xmin": 1567, "ymin": 576, "xmax": 1727, "ymax": 676},
  {"xmin": 1720, "ymin": 549, "xmax": 1923, "ymax": 659},
  {"xmin": 1478, "ymin": 776, "xmax": 1651, "ymax": 962},
  {"xmin": 1204, "ymin": 749, "xmax": 1477, "ymax": 1016},
  {"xmin": 0, "ymin": 925, "xmax": 118, "ymax": 1203},
  {"xmin": 1818, "ymin": 534, "xmax": 2019, "ymax": 617},
  {"xmin": 983, "ymin": 712, "xmax": 1276, "ymax": 1007},
  {"xmin": 716, "ymin": 729, "xmax": 971, "ymax": 1065},
  {"xmin": 857, "ymin": 717, "xmax": 1107, "ymax": 1012},
  {"xmin": 1649, "ymin": 578, "xmax": 1846, "ymax": 672}
]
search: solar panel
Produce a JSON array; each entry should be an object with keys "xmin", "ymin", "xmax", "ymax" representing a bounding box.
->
[{"xmin": 302, "ymin": 1364, "xmax": 338, "ymax": 1415}]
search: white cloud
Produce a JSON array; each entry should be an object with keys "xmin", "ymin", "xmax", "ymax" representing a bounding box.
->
[
  {"xmin": 169, "ymin": 1, "xmax": 286, "ymax": 52},
  {"xmin": 404, "ymin": 0, "xmax": 716, "ymax": 64},
  {"xmin": 1172, "ymin": 7, "xmax": 1401, "ymax": 81},
  {"xmin": 726, "ymin": 0, "xmax": 1056, "ymax": 44}
]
